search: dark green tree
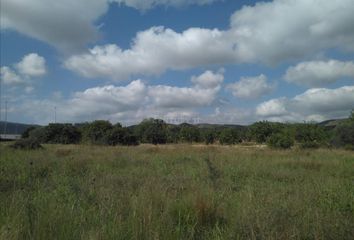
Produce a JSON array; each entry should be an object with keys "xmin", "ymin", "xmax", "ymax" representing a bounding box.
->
[
  {"xmin": 267, "ymin": 130, "xmax": 294, "ymax": 149},
  {"xmin": 295, "ymin": 123, "xmax": 327, "ymax": 148},
  {"xmin": 81, "ymin": 120, "xmax": 113, "ymax": 144},
  {"xmin": 202, "ymin": 129, "xmax": 216, "ymax": 145},
  {"xmin": 219, "ymin": 128, "xmax": 241, "ymax": 145},
  {"xmin": 250, "ymin": 121, "xmax": 283, "ymax": 143},
  {"xmin": 179, "ymin": 124, "xmax": 200, "ymax": 143},
  {"xmin": 135, "ymin": 118, "xmax": 167, "ymax": 144}
]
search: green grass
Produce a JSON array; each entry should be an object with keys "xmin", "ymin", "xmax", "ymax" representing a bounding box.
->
[{"xmin": 0, "ymin": 144, "xmax": 353, "ymax": 239}]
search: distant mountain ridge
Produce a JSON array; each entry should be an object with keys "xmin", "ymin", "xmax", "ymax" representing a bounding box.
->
[{"xmin": 0, "ymin": 121, "xmax": 39, "ymax": 135}]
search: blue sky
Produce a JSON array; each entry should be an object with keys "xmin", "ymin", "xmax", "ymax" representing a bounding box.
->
[{"xmin": 1, "ymin": 0, "xmax": 354, "ymax": 125}]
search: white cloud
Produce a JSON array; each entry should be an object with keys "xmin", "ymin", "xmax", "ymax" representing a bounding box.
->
[
  {"xmin": 191, "ymin": 69, "xmax": 224, "ymax": 89},
  {"xmin": 63, "ymin": 80, "xmax": 147, "ymax": 120},
  {"xmin": 112, "ymin": 0, "xmax": 220, "ymax": 11},
  {"xmin": 65, "ymin": 0, "xmax": 354, "ymax": 80},
  {"xmin": 148, "ymin": 70, "xmax": 223, "ymax": 108},
  {"xmin": 230, "ymin": 0, "xmax": 354, "ymax": 63},
  {"xmin": 1, "ymin": 53, "xmax": 46, "ymax": 91},
  {"xmin": 0, "ymin": 0, "xmax": 221, "ymax": 51},
  {"xmin": 256, "ymin": 86, "xmax": 354, "ymax": 122},
  {"xmin": 65, "ymin": 27, "xmax": 234, "ymax": 80},
  {"xmin": 256, "ymin": 98, "xmax": 288, "ymax": 117},
  {"xmin": 227, "ymin": 74, "xmax": 274, "ymax": 99},
  {"xmin": 0, "ymin": 66, "xmax": 23, "ymax": 85},
  {"xmin": 284, "ymin": 60, "xmax": 354, "ymax": 87},
  {"xmin": 12, "ymin": 70, "xmax": 223, "ymax": 124},
  {"xmin": 1, "ymin": 0, "xmax": 108, "ymax": 51},
  {"xmin": 148, "ymin": 85, "xmax": 219, "ymax": 108},
  {"xmin": 16, "ymin": 53, "xmax": 46, "ymax": 77}
]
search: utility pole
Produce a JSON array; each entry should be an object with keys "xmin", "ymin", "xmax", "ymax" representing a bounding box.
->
[{"xmin": 54, "ymin": 106, "xmax": 57, "ymax": 123}]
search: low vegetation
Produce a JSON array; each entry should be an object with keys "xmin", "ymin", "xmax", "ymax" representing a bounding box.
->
[
  {"xmin": 0, "ymin": 144, "xmax": 353, "ymax": 239},
  {"xmin": 18, "ymin": 111, "xmax": 354, "ymax": 150}
]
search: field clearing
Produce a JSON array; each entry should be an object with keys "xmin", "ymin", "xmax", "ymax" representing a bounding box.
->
[{"xmin": 0, "ymin": 144, "xmax": 353, "ymax": 240}]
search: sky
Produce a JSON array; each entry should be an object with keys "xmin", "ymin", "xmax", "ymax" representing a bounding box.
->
[{"xmin": 1, "ymin": 0, "xmax": 354, "ymax": 125}]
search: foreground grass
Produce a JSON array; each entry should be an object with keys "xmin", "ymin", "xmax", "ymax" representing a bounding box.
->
[{"xmin": 0, "ymin": 144, "xmax": 353, "ymax": 240}]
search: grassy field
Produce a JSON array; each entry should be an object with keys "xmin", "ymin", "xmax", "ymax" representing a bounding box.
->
[{"xmin": 0, "ymin": 144, "xmax": 353, "ymax": 240}]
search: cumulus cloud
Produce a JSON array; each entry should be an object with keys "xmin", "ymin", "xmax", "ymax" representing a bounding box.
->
[
  {"xmin": 16, "ymin": 53, "xmax": 46, "ymax": 77},
  {"xmin": 284, "ymin": 60, "xmax": 354, "ymax": 87},
  {"xmin": 148, "ymin": 70, "xmax": 223, "ymax": 108},
  {"xmin": 191, "ymin": 70, "xmax": 224, "ymax": 89},
  {"xmin": 64, "ymin": 27, "xmax": 234, "ymax": 80},
  {"xmin": 65, "ymin": 0, "xmax": 354, "ymax": 80},
  {"xmin": 0, "ymin": 66, "xmax": 23, "ymax": 85},
  {"xmin": 13, "ymin": 70, "xmax": 223, "ymax": 124},
  {"xmin": 256, "ymin": 86, "xmax": 354, "ymax": 122},
  {"xmin": 112, "ymin": 0, "xmax": 220, "ymax": 11},
  {"xmin": 0, "ymin": 0, "xmax": 221, "ymax": 51},
  {"xmin": 256, "ymin": 98, "xmax": 288, "ymax": 117},
  {"xmin": 227, "ymin": 74, "xmax": 274, "ymax": 99},
  {"xmin": 1, "ymin": 53, "xmax": 46, "ymax": 89},
  {"xmin": 63, "ymin": 80, "xmax": 147, "ymax": 120},
  {"xmin": 230, "ymin": 0, "xmax": 354, "ymax": 63},
  {"xmin": 0, "ymin": 0, "xmax": 108, "ymax": 51}
]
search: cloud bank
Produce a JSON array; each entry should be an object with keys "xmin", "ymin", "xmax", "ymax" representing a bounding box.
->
[
  {"xmin": 284, "ymin": 60, "xmax": 354, "ymax": 87},
  {"xmin": 65, "ymin": 0, "xmax": 354, "ymax": 80}
]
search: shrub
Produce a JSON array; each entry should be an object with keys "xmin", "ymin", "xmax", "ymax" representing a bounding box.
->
[
  {"xmin": 267, "ymin": 131, "xmax": 294, "ymax": 149},
  {"xmin": 10, "ymin": 138, "xmax": 43, "ymax": 150},
  {"xmin": 104, "ymin": 127, "xmax": 139, "ymax": 146},
  {"xmin": 331, "ymin": 120, "xmax": 354, "ymax": 149},
  {"xmin": 21, "ymin": 126, "xmax": 37, "ymax": 138},
  {"xmin": 135, "ymin": 119, "xmax": 168, "ymax": 144},
  {"xmin": 300, "ymin": 141, "xmax": 320, "ymax": 149},
  {"xmin": 179, "ymin": 124, "xmax": 200, "ymax": 143},
  {"xmin": 295, "ymin": 123, "xmax": 327, "ymax": 147},
  {"xmin": 219, "ymin": 128, "xmax": 241, "ymax": 145},
  {"xmin": 250, "ymin": 121, "xmax": 284, "ymax": 143},
  {"xmin": 81, "ymin": 120, "xmax": 113, "ymax": 144},
  {"xmin": 202, "ymin": 130, "xmax": 215, "ymax": 145}
]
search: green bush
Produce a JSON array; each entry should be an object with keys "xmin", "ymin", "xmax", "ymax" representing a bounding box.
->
[
  {"xmin": 81, "ymin": 120, "xmax": 113, "ymax": 145},
  {"xmin": 331, "ymin": 121, "xmax": 354, "ymax": 149},
  {"xmin": 104, "ymin": 126, "xmax": 138, "ymax": 146},
  {"xmin": 267, "ymin": 132, "xmax": 294, "ymax": 149},
  {"xmin": 250, "ymin": 121, "xmax": 284, "ymax": 143},
  {"xmin": 300, "ymin": 141, "xmax": 320, "ymax": 149},
  {"xmin": 202, "ymin": 130, "xmax": 215, "ymax": 145},
  {"xmin": 10, "ymin": 138, "xmax": 43, "ymax": 150},
  {"xmin": 295, "ymin": 123, "xmax": 327, "ymax": 147},
  {"xmin": 138, "ymin": 119, "xmax": 168, "ymax": 144},
  {"xmin": 179, "ymin": 124, "xmax": 200, "ymax": 143}
]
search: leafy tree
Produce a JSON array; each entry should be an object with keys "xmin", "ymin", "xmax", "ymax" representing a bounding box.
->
[
  {"xmin": 136, "ymin": 118, "xmax": 167, "ymax": 144},
  {"xmin": 219, "ymin": 128, "xmax": 241, "ymax": 145},
  {"xmin": 250, "ymin": 121, "xmax": 283, "ymax": 143},
  {"xmin": 28, "ymin": 127, "xmax": 47, "ymax": 142},
  {"xmin": 166, "ymin": 125, "xmax": 181, "ymax": 143},
  {"xmin": 202, "ymin": 129, "xmax": 216, "ymax": 145},
  {"xmin": 267, "ymin": 130, "xmax": 294, "ymax": 149},
  {"xmin": 179, "ymin": 124, "xmax": 200, "ymax": 143},
  {"xmin": 27, "ymin": 124, "xmax": 81, "ymax": 144},
  {"xmin": 21, "ymin": 126, "xmax": 37, "ymax": 139},
  {"xmin": 331, "ymin": 112, "xmax": 354, "ymax": 149},
  {"xmin": 81, "ymin": 120, "xmax": 113, "ymax": 144},
  {"xmin": 104, "ymin": 126, "xmax": 138, "ymax": 146},
  {"xmin": 295, "ymin": 123, "xmax": 327, "ymax": 148}
]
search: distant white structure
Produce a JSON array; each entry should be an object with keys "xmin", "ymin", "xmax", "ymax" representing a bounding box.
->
[{"xmin": 0, "ymin": 134, "xmax": 21, "ymax": 140}]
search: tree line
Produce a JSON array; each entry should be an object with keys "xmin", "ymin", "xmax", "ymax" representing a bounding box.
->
[{"xmin": 20, "ymin": 111, "xmax": 354, "ymax": 150}]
